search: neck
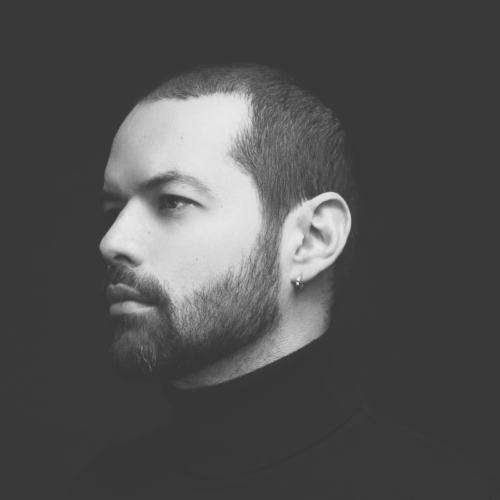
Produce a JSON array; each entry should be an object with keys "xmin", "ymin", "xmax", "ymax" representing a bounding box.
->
[
  {"xmin": 160, "ymin": 323, "xmax": 362, "ymax": 478},
  {"xmin": 170, "ymin": 286, "xmax": 329, "ymax": 389}
]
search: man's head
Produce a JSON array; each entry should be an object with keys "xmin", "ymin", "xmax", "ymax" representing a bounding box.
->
[{"xmin": 99, "ymin": 64, "xmax": 357, "ymax": 382}]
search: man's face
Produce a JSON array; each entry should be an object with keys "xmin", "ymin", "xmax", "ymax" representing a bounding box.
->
[{"xmin": 100, "ymin": 95, "xmax": 282, "ymax": 381}]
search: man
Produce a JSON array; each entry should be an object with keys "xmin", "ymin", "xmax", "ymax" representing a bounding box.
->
[{"xmin": 67, "ymin": 64, "xmax": 499, "ymax": 499}]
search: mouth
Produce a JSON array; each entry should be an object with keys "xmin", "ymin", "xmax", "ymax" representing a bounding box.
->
[
  {"xmin": 109, "ymin": 300, "xmax": 155, "ymax": 315},
  {"xmin": 106, "ymin": 284, "xmax": 155, "ymax": 315}
]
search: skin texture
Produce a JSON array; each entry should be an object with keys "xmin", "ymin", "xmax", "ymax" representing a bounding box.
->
[{"xmin": 100, "ymin": 94, "xmax": 351, "ymax": 389}]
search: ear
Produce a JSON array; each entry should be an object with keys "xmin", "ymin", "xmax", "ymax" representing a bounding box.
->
[{"xmin": 289, "ymin": 192, "xmax": 351, "ymax": 285}]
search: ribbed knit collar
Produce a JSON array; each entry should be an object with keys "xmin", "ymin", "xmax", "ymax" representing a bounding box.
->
[{"xmin": 161, "ymin": 330, "xmax": 363, "ymax": 479}]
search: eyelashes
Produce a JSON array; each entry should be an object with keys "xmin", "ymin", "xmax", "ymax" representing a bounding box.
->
[
  {"xmin": 157, "ymin": 194, "xmax": 193, "ymax": 211},
  {"xmin": 102, "ymin": 195, "xmax": 195, "ymax": 230}
]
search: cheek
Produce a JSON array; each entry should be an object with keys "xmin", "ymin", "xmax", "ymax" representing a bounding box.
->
[{"xmin": 147, "ymin": 212, "xmax": 261, "ymax": 292}]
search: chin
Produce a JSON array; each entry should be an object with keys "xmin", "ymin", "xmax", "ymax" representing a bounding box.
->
[{"xmin": 107, "ymin": 325, "xmax": 158, "ymax": 376}]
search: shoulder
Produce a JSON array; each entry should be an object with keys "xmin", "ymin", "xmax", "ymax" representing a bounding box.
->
[
  {"xmin": 344, "ymin": 402, "xmax": 500, "ymax": 499},
  {"xmin": 65, "ymin": 425, "xmax": 175, "ymax": 500}
]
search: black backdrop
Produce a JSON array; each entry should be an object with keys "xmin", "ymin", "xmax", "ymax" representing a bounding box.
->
[{"xmin": 2, "ymin": 1, "xmax": 499, "ymax": 498}]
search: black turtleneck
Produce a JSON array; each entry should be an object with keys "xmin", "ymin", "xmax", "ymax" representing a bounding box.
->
[{"xmin": 66, "ymin": 331, "xmax": 500, "ymax": 499}]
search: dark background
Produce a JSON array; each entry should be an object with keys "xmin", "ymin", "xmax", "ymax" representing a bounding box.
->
[{"xmin": 2, "ymin": 1, "xmax": 498, "ymax": 498}]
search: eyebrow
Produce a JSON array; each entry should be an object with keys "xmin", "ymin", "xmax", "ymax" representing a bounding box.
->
[{"xmin": 102, "ymin": 170, "xmax": 216, "ymax": 202}]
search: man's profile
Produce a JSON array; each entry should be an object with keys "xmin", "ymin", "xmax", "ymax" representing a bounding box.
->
[{"xmin": 66, "ymin": 64, "xmax": 499, "ymax": 499}]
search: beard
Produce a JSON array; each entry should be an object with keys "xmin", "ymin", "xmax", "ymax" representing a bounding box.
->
[{"xmin": 102, "ymin": 226, "xmax": 282, "ymax": 382}]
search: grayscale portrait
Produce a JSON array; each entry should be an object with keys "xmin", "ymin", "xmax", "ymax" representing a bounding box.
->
[{"xmin": 4, "ymin": 2, "xmax": 499, "ymax": 499}]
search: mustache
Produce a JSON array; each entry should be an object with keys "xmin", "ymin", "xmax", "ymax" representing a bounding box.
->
[
  {"xmin": 102, "ymin": 265, "xmax": 140, "ymax": 289},
  {"xmin": 101, "ymin": 265, "xmax": 166, "ymax": 306}
]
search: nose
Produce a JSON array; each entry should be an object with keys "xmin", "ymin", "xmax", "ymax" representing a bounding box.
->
[{"xmin": 99, "ymin": 204, "xmax": 147, "ymax": 268}]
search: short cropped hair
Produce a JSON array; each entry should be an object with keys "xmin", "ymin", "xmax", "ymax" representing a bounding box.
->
[{"xmin": 138, "ymin": 64, "xmax": 358, "ymax": 299}]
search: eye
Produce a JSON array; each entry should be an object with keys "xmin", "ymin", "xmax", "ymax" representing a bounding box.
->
[{"xmin": 158, "ymin": 194, "xmax": 192, "ymax": 211}]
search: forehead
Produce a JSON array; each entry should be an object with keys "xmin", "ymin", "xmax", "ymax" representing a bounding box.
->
[{"xmin": 104, "ymin": 94, "xmax": 252, "ymax": 195}]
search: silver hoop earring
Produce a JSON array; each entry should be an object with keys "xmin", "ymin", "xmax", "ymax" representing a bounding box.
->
[{"xmin": 294, "ymin": 274, "xmax": 304, "ymax": 290}]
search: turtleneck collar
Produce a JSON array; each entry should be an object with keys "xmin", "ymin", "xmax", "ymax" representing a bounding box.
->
[{"xmin": 161, "ymin": 330, "xmax": 363, "ymax": 479}]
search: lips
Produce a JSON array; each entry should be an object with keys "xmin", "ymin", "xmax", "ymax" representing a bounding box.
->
[{"xmin": 106, "ymin": 284, "xmax": 153, "ymax": 305}]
